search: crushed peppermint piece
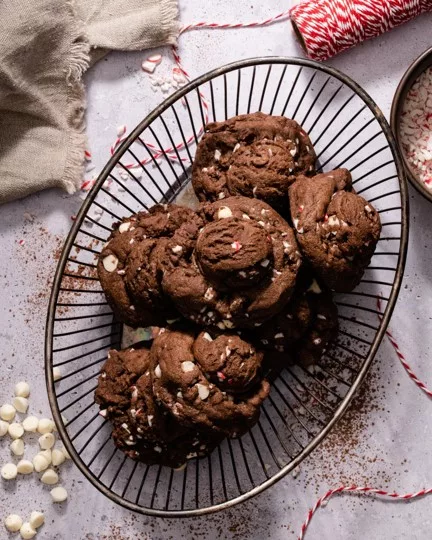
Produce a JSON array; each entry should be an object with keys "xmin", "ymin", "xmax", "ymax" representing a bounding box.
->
[
  {"xmin": 141, "ymin": 54, "xmax": 162, "ymax": 73},
  {"xmin": 231, "ymin": 241, "xmax": 242, "ymax": 252}
]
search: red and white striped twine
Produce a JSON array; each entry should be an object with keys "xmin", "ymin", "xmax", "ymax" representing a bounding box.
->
[
  {"xmin": 291, "ymin": 0, "xmax": 432, "ymax": 62},
  {"xmin": 298, "ymin": 484, "xmax": 432, "ymax": 539},
  {"xmin": 377, "ymin": 296, "xmax": 432, "ymax": 399}
]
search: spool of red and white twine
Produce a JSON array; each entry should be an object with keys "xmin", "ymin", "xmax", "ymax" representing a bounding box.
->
[{"xmin": 291, "ymin": 0, "xmax": 432, "ymax": 62}]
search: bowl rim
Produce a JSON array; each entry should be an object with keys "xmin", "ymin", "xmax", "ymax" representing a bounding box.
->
[
  {"xmin": 390, "ymin": 45, "xmax": 432, "ymax": 203},
  {"xmin": 45, "ymin": 56, "xmax": 409, "ymax": 517}
]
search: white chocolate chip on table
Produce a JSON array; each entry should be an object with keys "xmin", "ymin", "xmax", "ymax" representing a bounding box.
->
[
  {"xmin": 10, "ymin": 438, "xmax": 25, "ymax": 456},
  {"xmin": 20, "ymin": 522, "xmax": 37, "ymax": 539},
  {"xmin": 41, "ymin": 469, "xmax": 59, "ymax": 485},
  {"xmin": 0, "ymin": 403, "xmax": 16, "ymax": 421},
  {"xmin": 50, "ymin": 486, "xmax": 68, "ymax": 503},
  {"xmin": 22, "ymin": 416, "xmax": 39, "ymax": 432},
  {"xmin": 29, "ymin": 511, "xmax": 44, "ymax": 530},
  {"xmin": 4, "ymin": 514, "xmax": 23, "ymax": 532},
  {"xmin": 17, "ymin": 460, "xmax": 34, "ymax": 474},
  {"xmin": 1, "ymin": 462, "xmax": 18, "ymax": 480},
  {"xmin": 13, "ymin": 396, "xmax": 29, "ymax": 413},
  {"xmin": 15, "ymin": 381, "xmax": 30, "ymax": 398}
]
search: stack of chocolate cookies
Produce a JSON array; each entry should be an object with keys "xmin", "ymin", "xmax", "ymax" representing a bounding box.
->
[{"xmin": 95, "ymin": 112, "xmax": 381, "ymax": 468}]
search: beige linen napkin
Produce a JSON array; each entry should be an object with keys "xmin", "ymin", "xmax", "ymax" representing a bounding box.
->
[{"xmin": 0, "ymin": 0, "xmax": 179, "ymax": 204}]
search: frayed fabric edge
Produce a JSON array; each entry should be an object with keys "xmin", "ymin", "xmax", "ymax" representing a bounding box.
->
[
  {"xmin": 60, "ymin": 0, "xmax": 91, "ymax": 195},
  {"xmin": 160, "ymin": 0, "xmax": 181, "ymax": 46}
]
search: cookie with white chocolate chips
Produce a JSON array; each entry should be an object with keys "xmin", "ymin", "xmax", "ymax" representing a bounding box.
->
[
  {"xmin": 95, "ymin": 346, "xmax": 223, "ymax": 467},
  {"xmin": 97, "ymin": 204, "xmax": 203, "ymax": 327},
  {"xmin": 151, "ymin": 328, "xmax": 270, "ymax": 437},
  {"xmin": 288, "ymin": 169, "xmax": 381, "ymax": 292},
  {"xmin": 161, "ymin": 196, "xmax": 302, "ymax": 329},
  {"xmin": 192, "ymin": 112, "xmax": 316, "ymax": 213},
  {"xmin": 253, "ymin": 275, "xmax": 338, "ymax": 371}
]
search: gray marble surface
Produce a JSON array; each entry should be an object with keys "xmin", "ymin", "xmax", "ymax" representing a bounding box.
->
[{"xmin": 1, "ymin": 1, "xmax": 432, "ymax": 538}]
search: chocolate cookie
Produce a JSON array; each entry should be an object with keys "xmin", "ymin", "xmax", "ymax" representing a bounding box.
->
[
  {"xmin": 193, "ymin": 330, "xmax": 263, "ymax": 392},
  {"xmin": 95, "ymin": 346, "xmax": 223, "ymax": 468},
  {"xmin": 97, "ymin": 204, "xmax": 203, "ymax": 327},
  {"xmin": 151, "ymin": 328, "xmax": 270, "ymax": 437},
  {"xmin": 254, "ymin": 275, "xmax": 338, "ymax": 371},
  {"xmin": 162, "ymin": 196, "xmax": 302, "ymax": 329},
  {"xmin": 192, "ymin": 112, "xmax": 316, "ymax": 212},
  {"xmin": 288, "ymin": 169, "xmax": 381, "ymax": 292}
]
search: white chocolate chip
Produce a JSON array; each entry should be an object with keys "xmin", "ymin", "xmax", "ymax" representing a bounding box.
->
[
  {"xmin": 290, "ymin": 148, "xmax": 296, "ymax": 157},
  {"xmin": 181, "ymin": 361, "xmax": 196, "ymax": 373},
  {"xmin": 313, "ymin": 338, "xmax": 322, "ymax": 345},
  {"xmin": 53, "ymin": 367, "xmax": 62, "ymax": 381},
  {"xmin": 0, "ymin": 403, "xmax": 16, "ymax": 421},
  {"xmin": 204, "ymin": 287, "xmax": 214, "ymax": 301},
  {"xmin": 33, "ymin": 454, "xmax": 50, "ymax": 473},
  {"xmin": 218, "ymin": 192, "xmax": 225, "ymax": 199},
  {"xmin": 307, "ymin": 279, "xmax": 322, "ymax": 294},
  {"xmin": 29, "ymin": 511, "xmax": 44, "ymax": 530},
  {"xmin": 328, "ymin": 215, "xmax": 340, "ymax": 227},
  {"xmin": 119, "ymin": 222, "xmax": 131, "ymax": 233},
  {"xmin": 41, "ymin": 469, "xmax": 59, "ymax": 485},
  {"xmin": 317, "ymin": 314, "xmax": 327, "ymax": 320},
  {"xmin": 293, "ymin": 218, "xmax": 304, "ymax": 233},
  {"xmin": 1, "ymin": 462, "xmax": 18, "ymax": 480},
  {"xmin": 20, "ymin": 523, "xmax": 37, "ymax": 539},
  {"xmin": 260, "ymin": 259, "xmax": 270, "ymax": 268},
  {"xmin": 4, "ymin": 514, "xmax": 23, "ymax": 532},
  {"xmin": 171, "ymin": 245, "xmax": 183, "ymax": 254},
  {"xmin": 217, "ymin": 206, "xmax": 233, "ymax": 219},
  {"xmin": 8, "ymin": 422, "xmax": 24, "ymax": 439},
  {"xmin": 51, "ymin": 449, "xmax": 66, "ymax": 467},
  {"xmin": 214, "ymin": 149, "xmax": 222, "ymax": 161},
  {"xmin": 22, "ymin": 416, "xmax": 39, "ymax": 432},
  {"xmin": 202, "ymin": 332, "xmax": 213, "ymax": 342},
  {"xmin": 365, "ymin": 205, "xmax": 373, "ymax": 213},
  {"xmin": 10, "ymin": 438, "xmax": 25, "ymax": 456},
  {"xmin": 12, "ymin": 397, "xmax": 29, "ymax": 414},
  {"xmin": 39, "ymin": 449, "xmax": 52, "ymax": 464},
  {"xmin": 17, "ymin": 460, "xmax": 34, "ymax": 474},
  {"xmin": 147, "ymin": 415, "xmax": 154, "ymax": 428},
  {"xmin": 196, "ymin": 383, "xmax": 210, "ymax": 400},
  {"xmin": 223, "ymin": 320, "xmax": 234, "ymax": 329},
  {"xmin": 154, "ymin": 365, "xmax": 162, "ymax": 378},
  {"xmin": 242, "ymin": 213, "xmax": 251, "ymax": 220},
  {"xmin": 0, "ymin": 420, "xmax": 9, "ymax": 436},
  {"xmin": 37, "ymin": 418, "xmax": 55, "ymax": 434},
  {"xmin": 39, "ymin": 432, "xmax": 55, "ymax": 449},
  {"xmin": 15, "ymin": 381, "xmax": 30, "ymax": 398},
  {"xmin": 102, "ymin": 254, "xmax": 119, "ymax": 272},
  {"xmin": 50, "ymin": 486, "xmax": 68, "ymax": 503},
  {"xmin": 275, "ymin": 333, "xmax": 284, "ymax": 339},
  {"xmin": 233, "ymin": 143, "xmax": 240, "ymax": 152}
]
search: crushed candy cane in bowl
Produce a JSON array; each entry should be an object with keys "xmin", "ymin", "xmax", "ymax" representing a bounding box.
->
[{"xmin": 391, "ymin": 46, "xmax": 432, "ymax": 202}]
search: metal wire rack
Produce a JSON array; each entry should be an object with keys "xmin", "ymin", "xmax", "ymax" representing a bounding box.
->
[{"xmin": 45, "ymin": 57, "xmax": 408, "ymax": 517}]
